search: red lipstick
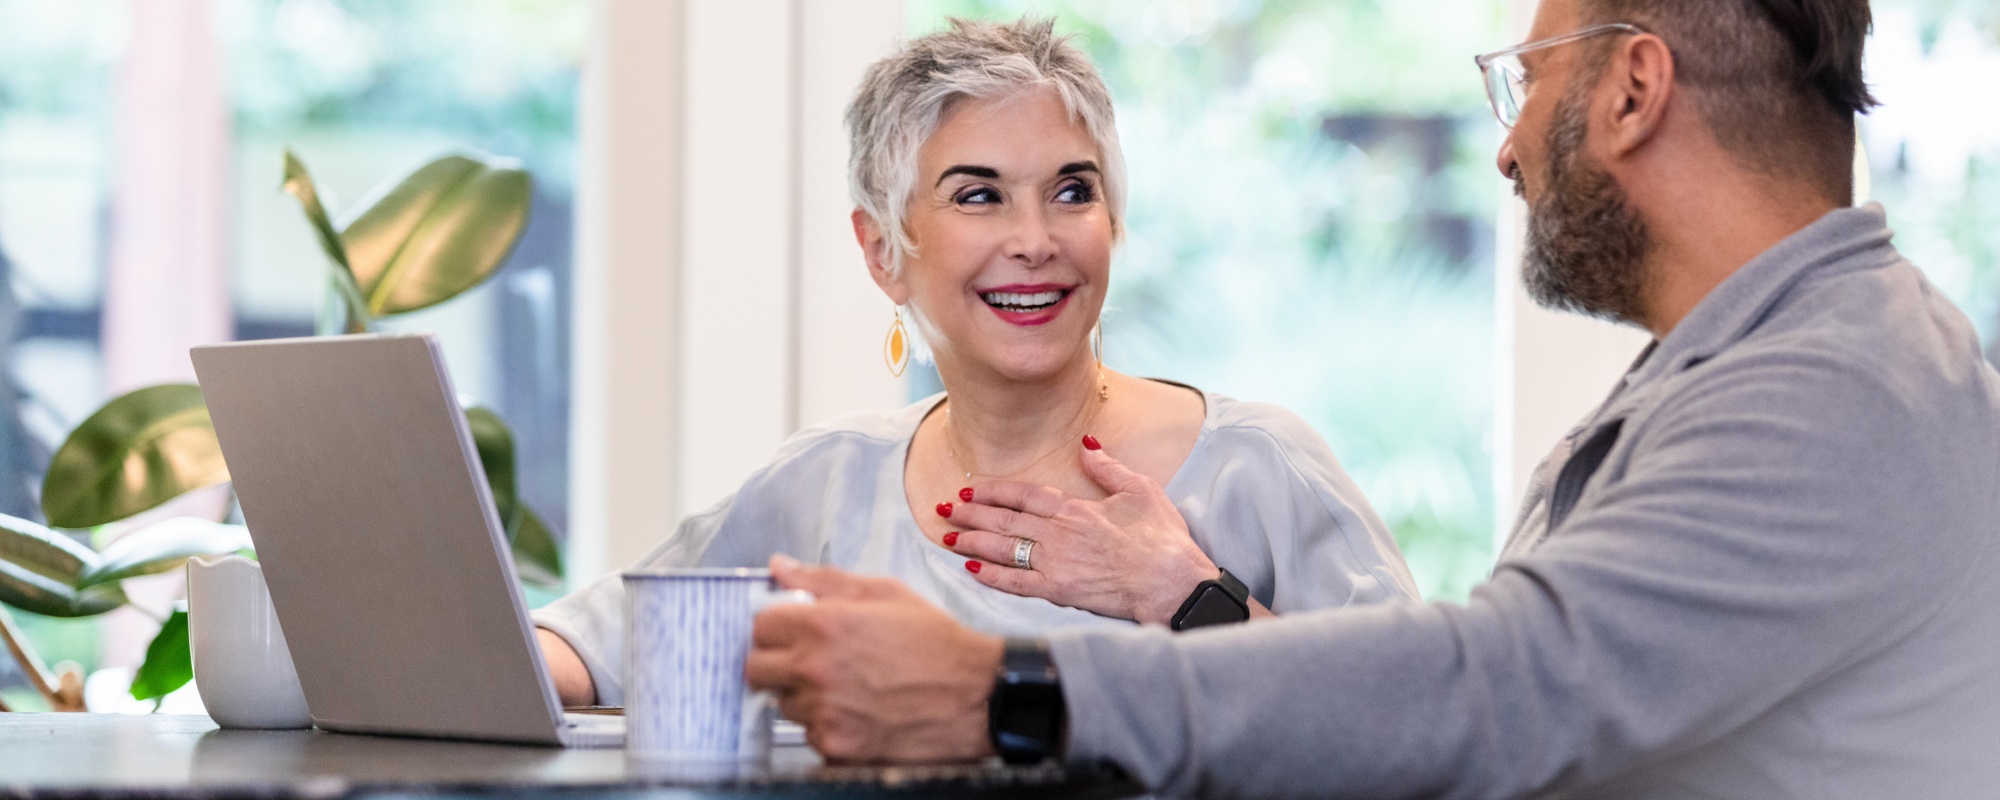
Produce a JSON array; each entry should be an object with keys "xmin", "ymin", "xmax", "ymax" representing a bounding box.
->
[{"xmin": 977, "ymin": 283, "xmax": 1075, "ymax": 327}]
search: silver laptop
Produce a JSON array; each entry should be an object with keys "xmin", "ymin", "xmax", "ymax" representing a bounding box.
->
[{"xmin": 192, "ymin": 333, "xmax": 622, "ymax": 748}]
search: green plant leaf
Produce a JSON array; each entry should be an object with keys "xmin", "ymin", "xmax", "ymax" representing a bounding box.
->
[
  {"xmin": 0, "ymin": 516, "xmax": 126, "ymax": 616},
  {"xmin": 41, "ymin": 385, "xmax": 231, "ymax": 530},
  {"xmin": 282, "ymin": 149, "xmax": 373, "ymax": 333},
  {"xmin": 282, "ymin": 149, "xmax": 351, "ymax": 271},
  {"xmin": 339, "ymin": 152, "xmax": 532, "ymax": 317},
  {"xmin": 465, "ymin": 407, "xmax": 521, "ymax": 522},
  {"xmin": 129, "ymin": 608, "xmax": 191, "ymax": 702},
  {"xmin": 0, "ymin": 514, "xmax": 95, "ymax": 588},
  {"xmin": 511, "ymin": 508, "xmax": 563, "ymax": 588},
  {"xmin": 463, "ymin": 406, "xmax": 561, "ymax": 586},
  {"xmin": 0, "ymin": 559, "xmax": 83, "ymax": 616},
  {"xmin": 81, "ymin": 518, "xmax": 253, "ymax": 588},
  {"xmin": 0, "ymin": 561, "xmax": 128, "ymax": 618}
]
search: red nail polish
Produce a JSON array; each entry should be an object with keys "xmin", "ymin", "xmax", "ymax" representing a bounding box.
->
[
  {"xmin": 943, "ymin": 532, "xmax": 959, "ymax": 546},
  {"xmin": 1082, "ymin": 434, "xmax": 1102, "ymax": 451},
  {"xmin": 965, "ymin": 560, "xmax": 982, "ymax": 574},
  {"xmin": 959, "ymin": 487, "xmax": 974, "ymax": 502},
  {"xmin": 935, "ymin": 502, "xmax": 953, "ymax": 518}
]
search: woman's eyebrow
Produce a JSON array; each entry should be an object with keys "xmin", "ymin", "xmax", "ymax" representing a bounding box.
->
[
  {"xmin": 1058, "ymin": 161, "xmax": 1100, "ymax": 176},
  {"xmin": 936, "ymin": 165, "xmax": 999, "ymax": 185}
]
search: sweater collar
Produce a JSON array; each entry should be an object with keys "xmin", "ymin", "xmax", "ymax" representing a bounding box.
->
[{"xmin": 1620, "ymin": 202, "xmax": 1897, "ymax": 390}]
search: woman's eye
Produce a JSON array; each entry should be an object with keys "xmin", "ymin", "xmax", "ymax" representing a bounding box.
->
[
  {"xmin": 1055, "ymin": 181, "xmax": 1096, "ymax": 205},
  {"xmin": 954, "ymin": 187, "xmax": 1001, "ymax": 206}
]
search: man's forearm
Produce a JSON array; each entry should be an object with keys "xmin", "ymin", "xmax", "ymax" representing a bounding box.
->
[{"xmin": 1049, "ymin": 600, "xmax": 1493, "ymax": 799}]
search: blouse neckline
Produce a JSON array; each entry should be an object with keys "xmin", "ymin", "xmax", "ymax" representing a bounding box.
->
[{"xmin": 889, "ymin": 381, "xmax": 1220, "ymax": 552}]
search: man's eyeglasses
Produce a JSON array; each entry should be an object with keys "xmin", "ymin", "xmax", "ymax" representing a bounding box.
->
[{"xmin": 1474, "ymin": 23, "xmax": 1646, "ymax": 129}]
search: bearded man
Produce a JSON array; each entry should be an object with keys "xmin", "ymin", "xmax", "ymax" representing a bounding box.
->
[{"xmin": 742, "ymin": 0, "xmax": 2000, "ymax": 796}]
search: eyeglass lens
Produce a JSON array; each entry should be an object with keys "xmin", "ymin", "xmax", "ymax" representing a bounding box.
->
[{"xmin": 1486, "ymin": 57, "xmax": 1525, "ymax": 128}]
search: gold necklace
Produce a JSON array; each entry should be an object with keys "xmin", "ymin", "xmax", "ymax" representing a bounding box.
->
[{"xmin": 944, "ymin": 375, "xmax": 1108, "ymax": 481}]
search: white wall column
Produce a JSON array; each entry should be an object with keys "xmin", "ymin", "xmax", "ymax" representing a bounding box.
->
[
  {"xmin": 795, "ymin": 0, "xmax": 907, "ymax": 428},
  {"xmin": 676, "ymin": 0, "xmax": 800, "ymax": 518},
  {"xmin": 676, "ymin": 0, "xmax": 906, "ymax": 520},
  {"xmin": 571, "ymin": 0, "xmax": 685, "ymax": 581},
  {"xmin": 572, "ymin": 0, "xmax": 904, "ymax": 583},
  {"xmin": 104, "ymin": 0, "xmax": 233, "ymax": 395}
]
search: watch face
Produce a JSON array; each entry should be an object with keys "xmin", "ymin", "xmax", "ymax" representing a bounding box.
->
[
  {"xmin": 993, "ymin": 679, "xmax": 1063, "ymax": 761},
  {"xmin": 1180, "ymin": 585, "xmax": 1250, "ymax": 629}
]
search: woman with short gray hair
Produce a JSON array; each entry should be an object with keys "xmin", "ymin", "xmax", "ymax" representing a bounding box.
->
[
  {"xmin": 847, "ymin": 15, "xmax": 1128, "ymax": 272},
  {"xmin": 531, "ymin": 16, "xmax": 1417, "ymax": 709}
]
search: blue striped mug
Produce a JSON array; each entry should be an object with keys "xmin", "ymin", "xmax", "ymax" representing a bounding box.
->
[{"xmin": 623, "ymin": 568, "xmax": 812, "ymax": 767}]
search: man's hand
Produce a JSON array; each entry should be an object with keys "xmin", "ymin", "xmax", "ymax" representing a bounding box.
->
[
  {"xmin": 942, "ymin": 442, "xmax": 1222, "ymax": 625},
  {"xmin": 746, "ymin": 555, "xmax": 1004, "ymax": 763}
]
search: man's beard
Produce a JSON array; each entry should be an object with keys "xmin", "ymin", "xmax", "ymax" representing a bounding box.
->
[{"xmin": 1518, "ymin": 86, "xmax": 1653, "ymax": 326}]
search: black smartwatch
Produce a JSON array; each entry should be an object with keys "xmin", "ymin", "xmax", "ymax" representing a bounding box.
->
[
  {"xmin": 988, "ymin": 637, "xmax": 1065, "ymax": 764},
  {"xmin": 1170, "ymin": 568, "xmax": 1252, "ymax": 631}
]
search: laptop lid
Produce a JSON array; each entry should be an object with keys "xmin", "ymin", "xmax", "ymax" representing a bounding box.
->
[{"xmin": 192, "ymin": 333, "xmax": 565, "ymax": 745}]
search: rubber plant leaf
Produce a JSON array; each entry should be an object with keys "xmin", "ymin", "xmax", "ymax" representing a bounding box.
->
[
  {"xmin": 282, "ymin": 149, "xmax": 373, "ymax": 333},
  {"xmin": 0, "ymin": 514, "xmax": 126, "ymax": 617},
  {"xmin": 511, "ymin": 508, "xmax": 563, "ymax": 588},
  {"xmin": 0, "ymin": 566, "xmax": 128, "ymax": 618},
  {"xmin": 465, "ymin": 407, "xmax": 522, "ymax": 523},
  {"xmin": 464, "ymin": 406, "xmax": 561, "ymax": 587},
  {"xmin": 41, "ymin": 384, "xmax": 230, "ymax": 530},
  {"xmin": 0, "ymin": 513, "xmax": 94, "ymax": 590},
  {"xmin": 0, "ymin": 561, "xmax": 91, "ymax": 617},
  {"xmin": 81, "ymin": 518, "xmax": 253, "ymax": 587},
  {"xmin": 338, "ymin": 152, "xmax": 531, "ymax": 317},
  {"xmin": 129, "ymin": 607, "xmax": 191, "ymax": 702}
]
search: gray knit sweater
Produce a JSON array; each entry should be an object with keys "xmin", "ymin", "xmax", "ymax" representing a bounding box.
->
[{"xmin": 1050, "ymin": 204, "xmax": 2000, "ymax": 799}]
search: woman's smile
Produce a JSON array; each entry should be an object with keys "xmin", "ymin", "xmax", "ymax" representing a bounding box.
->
[
  {"xmin": 859, "ymin": 85, "xmax": 1114, "ymax": 380},
  {"xmin": 979, "ymin": 283, "xmax": 1074, "ymax": 326}
]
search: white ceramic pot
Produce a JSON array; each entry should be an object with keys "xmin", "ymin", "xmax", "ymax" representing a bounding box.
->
[{"xmin": 186, "ymin": 555, "xmax": 312, "ymax": 729}]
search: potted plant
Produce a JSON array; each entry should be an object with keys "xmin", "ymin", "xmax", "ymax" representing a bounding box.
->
[{"xmin": 0, "ymin": 149, "xmax": 560, "ymax": 711}]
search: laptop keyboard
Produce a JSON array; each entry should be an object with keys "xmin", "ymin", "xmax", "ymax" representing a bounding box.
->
[
  {"xmin": 561, "ymin": 712, "xmax": 627, "ymax": 748},
  {"xmin": 556, "ymin": 715, "xmax": 804, "ymax": 749}
]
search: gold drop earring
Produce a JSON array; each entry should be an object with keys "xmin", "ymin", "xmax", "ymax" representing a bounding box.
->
[
  {"xmin": 1093, "ymin": 322, "xmax": 1109, "ymax": 400},
  {"xmin": 885, "ymin": 305, "xmax": 910, "ymax": 377}
]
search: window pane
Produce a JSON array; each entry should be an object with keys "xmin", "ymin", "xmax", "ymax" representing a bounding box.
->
[
  {"xmin": 221, "ymin": 0, "xmax": 584, "ymax": 606},
  {"xmin": 1863, "ymin": 2, "xmax": 2000, "ymax": 354},
  {"xmin": 0, "ymin": 0, "xmax": 582, "ymax": 702}
]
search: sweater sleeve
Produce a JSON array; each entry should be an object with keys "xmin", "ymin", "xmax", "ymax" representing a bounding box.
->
[
  {"xmin": 1050, "ymin": 349, "xmax": 1994, "ymax": 799},
  {"xmin": 526, "ymin": 422, "xmax": 890, "ymax": 705},
  {"xmin": 528, "ymin": 492, "xmax": 739, "ymax": 707}
]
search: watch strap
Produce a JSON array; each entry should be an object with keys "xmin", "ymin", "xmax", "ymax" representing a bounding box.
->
[
  {"xmin": 989, "ymin": 638, "xmax": 1065, "ymax": 764},
  {"xmin": 1170, "ymin": 568, "xmax": 1252, "ymax": 630},
  {"xmin": 1215, "ymin": 567, "xmax": 1250, "ymax": 601}
]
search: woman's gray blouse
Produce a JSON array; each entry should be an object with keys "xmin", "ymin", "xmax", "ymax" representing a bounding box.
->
[{"xmin": 532, "ymin": 389, "xmax": 1419, "ymax": 705}]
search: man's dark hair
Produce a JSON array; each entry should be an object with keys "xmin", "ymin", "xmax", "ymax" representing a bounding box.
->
[{"xmin": 1581, "ymin": 0, "xmax": 1877, "ymax": 203}]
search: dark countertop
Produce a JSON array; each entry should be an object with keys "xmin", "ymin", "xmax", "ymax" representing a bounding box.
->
[{"xmin": 0, "ymin": 714, "xmax": 1139, "ymax": 799}]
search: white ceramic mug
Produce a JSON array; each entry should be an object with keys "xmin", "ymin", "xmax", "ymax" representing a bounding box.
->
[
  {"xmin": 186, "ymin": 556, "xmax": 313, "ymax": 729},
  {"xmin": 623, "ymin": 568, "xmax": 812, "ymax": 768}
]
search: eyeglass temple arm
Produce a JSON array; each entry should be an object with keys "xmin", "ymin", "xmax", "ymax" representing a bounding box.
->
[{"xmin": 1479, "ymin": 22, "xmax": 1646, "ymax": 64}]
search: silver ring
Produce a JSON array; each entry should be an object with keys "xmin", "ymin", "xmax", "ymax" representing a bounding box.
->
[{"xmin": 1014, "ymin": 537, "xmax": 1036, "ymax": 571}]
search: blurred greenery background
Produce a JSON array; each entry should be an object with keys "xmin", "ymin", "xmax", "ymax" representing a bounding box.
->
[{"xmin": 0, "ymin": 0, "xmax": 581, "ymax": 710}]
